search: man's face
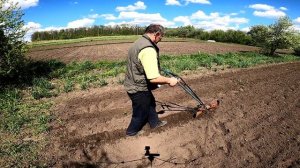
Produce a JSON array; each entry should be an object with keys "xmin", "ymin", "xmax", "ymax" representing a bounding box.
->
[{"xmin": 154, "ymin": 32, "xmax": 164, "ymax": 43}]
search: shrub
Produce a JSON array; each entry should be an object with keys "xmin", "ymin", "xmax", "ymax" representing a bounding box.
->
[
  {"xmin": 0, "ymin": 88, "xmax": 28, "ymax": 133},
  {"xmin": 63, "ymin": 79, "xmax": 74, "ymax": 93},
  {"xmin": 294, "ymin": 46, "xmax": 300, "ymax": 56},
  {"xmin": 0, "ymin": 1, "xmax": 28, "ymax": 85},
  {"xmin": 31, "ymin": 78, "xmax": 54, "ymax": 99}
]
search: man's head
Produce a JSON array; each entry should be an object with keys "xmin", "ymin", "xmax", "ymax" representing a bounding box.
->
[{"xmin": 145, "ymin": 24, "xmax": 165, "ymax": 44}]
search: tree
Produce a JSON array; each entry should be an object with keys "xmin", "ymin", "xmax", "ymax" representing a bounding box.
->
[
  {"xmin": 224, "ymin": 30, "xmax": 251, "ymax": 45},
  {"xmin": 249, "ymin": 17, "xmax": 296, "ymax": 55},
  {"xmin": 209, "ymin": 30, "xmax": 226, "ymax": 42},
  {"xmin": 176, "ymin": 26, "xmax": 196, "ymax": 38},
  {"xmin": 248, "ymin": 25, "xmax": 269, "ymax": 46},
  {"xmin": 293, "ymin": 34, "xmax": 300, "ymax": 56},
  {"xmin": 267, "ymin": 17, "xmax": 296, "ymax": 55},
  {"xmin": 0, "ymin": 0, "xmax": 27, "ymax": 83}
]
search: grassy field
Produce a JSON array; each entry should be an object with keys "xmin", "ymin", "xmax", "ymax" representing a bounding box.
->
[
  {"xmin": 28, "ymin": 35, "xmax": 141, "ymax": 48},
  {"xmin": 1, "ymin": 43, "xmax": 300, "ymax": 166},
  {"xmin": 28, "ymin": 35, "xmax": 190, "ymax": 49}
]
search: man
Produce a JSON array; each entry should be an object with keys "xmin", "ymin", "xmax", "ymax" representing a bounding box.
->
[{"xmin": 124, "ymin": 24, "xmax": 178, "ymax": 136}]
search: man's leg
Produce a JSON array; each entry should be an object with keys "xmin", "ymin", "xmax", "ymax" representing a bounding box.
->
[
  {"xmin": 126, "ymin": 91, "xmax": 151, "ymax": 136},
  {"xmin": 148, "ymin": 92, "xmax": 160, "ymax": 128}
]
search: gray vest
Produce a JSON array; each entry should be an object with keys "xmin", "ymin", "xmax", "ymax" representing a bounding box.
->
[{"xmin": 124, "ymin": 35, "xmax": 160, "ymax": 94}]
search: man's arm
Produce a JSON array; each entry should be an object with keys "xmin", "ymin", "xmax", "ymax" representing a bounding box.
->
[
  {"xmin": 139, "ymin": 47, "xmax": 178, "ymax": 87},
  {"xmin": 150, "ymin": 75, "xmax": 178, "ymax": 86}
]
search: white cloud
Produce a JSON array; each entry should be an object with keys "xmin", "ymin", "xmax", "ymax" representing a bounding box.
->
[
  {"xmin": 23, "ymin": 17, "xmax": 96, "ymax": 41},
  {"xmin": 118, "ymin": 11, "xmax": 159, "ymax": 20},
  {"xmin": 23, "ymin": 21, "xmax": 68, "ymax": 41},
  {"xmin": 253, "ymin": 10, "xmax": 286, "ymax": 18},
  {"xmin": 23, "ymin": 22, "xmax": 41, "ymax": 36},
  {"xmin": 67, "ymin": 18, "xmax": 95, "ymax": 28},
  {"xmin": 100, "ymin": 14, "xmax": 117, "ymax": 20},
  {"xmin": 185, "ymin": 0, "xmax": 211, "ymax": 5},
  {"xmin": 194, "ymin": 20, "xmax": 238, "ymax": 31},
  {"xmin": 116, "ymin": 1, "xmax": 146, "ymax": 12},
  {"xmin": 4, "ymin": 0, "xmax": 38, "ymax": 9},
  {"xmin": 294, "ymin": 17, "xmax": 300, "ymax": 24},
  {"xmin": 116, "ymin": 11, "xmax": 175, "ymax": 27},
  {"xmin": 102, "ymin": 11, "xmax": 174, "ymax": 27},
  {"xmin": 174, "ymin": 16, "xmax": 192, "ymax": 26},
  {"xmin": 279, "ymin": 7, "xmax": 287, "ymax": 11},
  {"xmin": 174, "ymin": 10, "xmax": 248, "ymax": 31},
  {"xmin": 92, "ymin": 1, "xmax": 175, "ymax": 27},
  {"xmin": 293, "ymin": 25, "xmax": 300, "ymax": 32},
  {"xmin": 23, "ymin": 21, "xmax": 41, "ymax": 41},
  {"xmin": 228, "ymin": 17, "xmax": 249, "ymax": 24},
  {"xmin": 241, "ymin": 27, "xmax": 250, "ymax": 32},
  {"xmin": 23, "ymin": 21, "xmax": 41, "ymax": 31},
  {"xmin": 89, "ymin": 14, "xmax": 99, "ymax": 19},
  {"xmin": 249, "ymin": 4, "xmax": 286, "ymax": 18},
  {"xmin": 249, "ymin": 4, "xmax": 274, "ymax": 11},
  {"xmin": 165, "ymin": 0, "xmax": 210, "ymax": 6},
  {"xmin": 23, "ymin": 22, "xmax": 65, "ymax": 34},
  {"xmin": 293, "ymin": 17, "xmax": 300, "ymax": 32},
  {"xmin": 165, "ymin": 0, "xmax": 181, "ymax": 6},
  {"xmin": 190, "ymin": 10, "xmax": 208, "ymax": 19},
  {"xmin": 191, "ymin": 11, "xmax": 219, "ymax": 20}
]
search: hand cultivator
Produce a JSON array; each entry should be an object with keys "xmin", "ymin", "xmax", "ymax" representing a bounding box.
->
[{"xmin": 159, "ymin": 69, "xmax": 220, "ymax": 118}]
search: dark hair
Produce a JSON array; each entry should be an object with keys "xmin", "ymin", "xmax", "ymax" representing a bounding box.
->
[{"xmin": 145, "ymin": 24, "xmax": 165, "ymax": 35}]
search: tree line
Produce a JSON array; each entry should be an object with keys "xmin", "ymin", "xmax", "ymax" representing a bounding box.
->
[
  {"xmin": 166, "ymin": 26, "xmax": 252, "ymax": 45},
  {"xmin": 32, "ymin": 22, "xmax": 299, "ymax": 52},
  {"xmin": 31, "ymin": 25, "xmax": 145, "ymax": 41},
  {"xmin": 32, "ymin": 25, "xmax": 252, "ymax": 45}
]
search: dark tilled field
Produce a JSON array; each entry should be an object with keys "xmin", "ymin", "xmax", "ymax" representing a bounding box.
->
[{"xmin": 43, "ymin": 62, "xmax": 300, "ymax": 167}]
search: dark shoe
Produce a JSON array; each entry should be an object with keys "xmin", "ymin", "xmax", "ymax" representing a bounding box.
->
[{"xmin": 156, "ymin": 120, "xmax": 167, "ymax": 128}]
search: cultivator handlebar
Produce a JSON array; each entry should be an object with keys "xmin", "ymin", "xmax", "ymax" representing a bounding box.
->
[
  {"xmin": 163, "ymin": 69, "xmax": 205, "ymax": 107},
  {"xmin": 162, "ymin": 69, "xmax": 220, "ymax": 118}
]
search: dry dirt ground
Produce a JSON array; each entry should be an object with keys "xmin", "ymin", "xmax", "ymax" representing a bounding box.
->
[
  {"xmin": 27, "ymin": 41, "xmax": 258, "ymax": 63},
  {"xmin": 44, "ymin": 61, "xmax": 300, "ymax": 168}
]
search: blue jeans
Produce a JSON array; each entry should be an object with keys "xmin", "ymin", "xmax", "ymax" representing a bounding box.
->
[{"xmin": 126, "ymin": 91, "xmax": 159, "ymax": 136}]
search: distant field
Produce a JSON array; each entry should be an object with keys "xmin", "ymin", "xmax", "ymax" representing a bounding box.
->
[
  {"xmin": 28, "ymin": 35, "xmax": 140, "ymax": 48},
  {"xmin": 28, "ymin": 35, "xmax": 191, "ymax": 49},
  {"xmin": 27, "ymin": 37, "xmax": 259, "ymax": 63}
]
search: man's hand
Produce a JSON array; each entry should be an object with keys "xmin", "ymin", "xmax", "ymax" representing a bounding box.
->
[
  {"xmin": 168, "ymin": 77, "xmax": 178, "ymax": 87},
  {"xmin": 150, "ymin": 75, "xmax": 178, "ymax": 86}
]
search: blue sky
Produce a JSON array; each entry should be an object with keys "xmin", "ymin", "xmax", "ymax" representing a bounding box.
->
[{"xmin": 5, "ymin": 0, "xmax": 300, "ymax": 40}]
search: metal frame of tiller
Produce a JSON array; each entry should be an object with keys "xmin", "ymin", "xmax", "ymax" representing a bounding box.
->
[{"xmin": 159, "ymin": 69, "xmax": 215, "ymax": 118}]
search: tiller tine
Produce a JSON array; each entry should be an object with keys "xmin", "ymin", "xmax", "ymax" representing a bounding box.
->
[{"xmin": 193, "ymin": 99, "xmax": 220, "ymax": 118}]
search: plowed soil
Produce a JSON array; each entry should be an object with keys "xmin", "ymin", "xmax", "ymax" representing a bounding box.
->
[
  {"xmin": 27, "ymin": 41, "xmax": 258, "ymax": 63},
  {"xmin": 44, "ymin": 62, "xmax": 300, "ymax": 167}
]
